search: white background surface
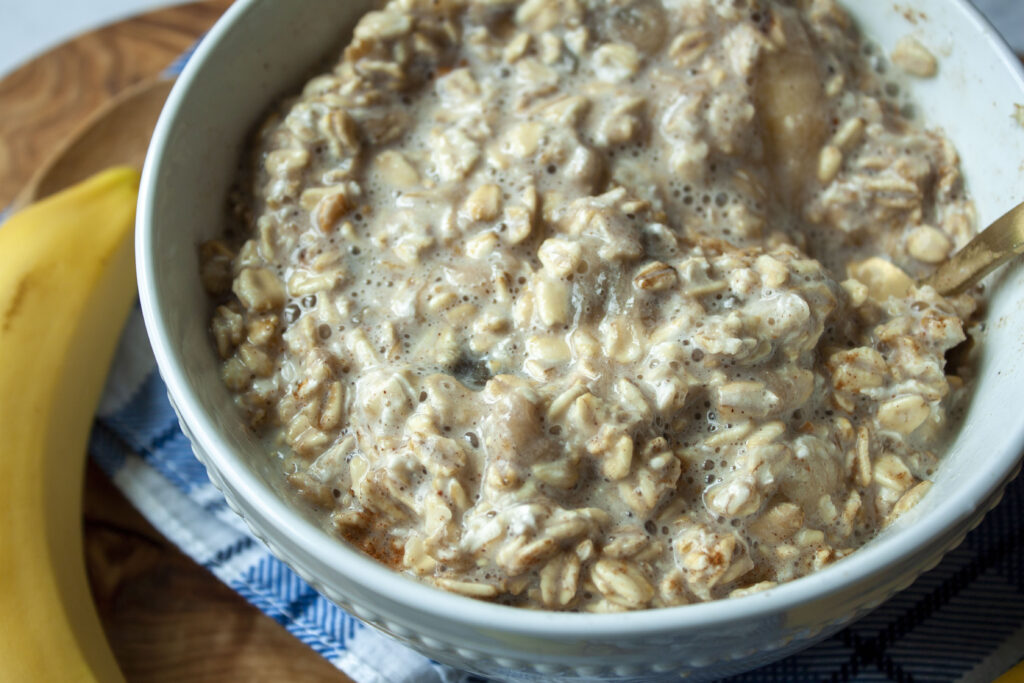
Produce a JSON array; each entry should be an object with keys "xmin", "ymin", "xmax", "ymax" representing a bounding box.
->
[
  {"xmin": 0, "ymin": 0, "xmax": 192, "ymax": 79},
  {"xmin": 0, "ymin": 0, "xmax": 1020, "ymax": 80}
]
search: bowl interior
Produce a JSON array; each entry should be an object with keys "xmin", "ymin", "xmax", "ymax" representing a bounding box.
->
[
  {"xmin": 842, "ymin": 0, "xmax": 1024, "ymax": 506},
  {"xmin": 138, "ymin": 0, "xmax": 1024, "ymax": 638},
  {"xmin": 140, "ymin": 0, "xmax": 373, "ymax": 494}
]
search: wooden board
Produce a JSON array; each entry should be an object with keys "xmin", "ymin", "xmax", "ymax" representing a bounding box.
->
[{"xmin": 0, "ymin": 4, "xmax": 350, "ymax": 681}]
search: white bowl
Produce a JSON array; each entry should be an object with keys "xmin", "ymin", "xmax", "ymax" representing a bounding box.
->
[{"xmin": 137, "ymin": 1, "xmax": 1024, "ymax": 679}]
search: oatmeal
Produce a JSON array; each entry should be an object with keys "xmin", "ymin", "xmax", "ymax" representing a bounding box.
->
[{"xmin": 201, "ymin": 0, "xmax": 978, "ymax": 611}]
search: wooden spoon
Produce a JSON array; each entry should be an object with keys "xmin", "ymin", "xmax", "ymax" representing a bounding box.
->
[{"xmin": 10, "ymin": 78, "xmax": 173, "ymax": 211}]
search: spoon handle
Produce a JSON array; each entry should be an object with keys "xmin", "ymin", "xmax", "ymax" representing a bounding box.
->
[{"xmin": 921, "ymin": 200, "xmax": 1024, "ymax": 296}]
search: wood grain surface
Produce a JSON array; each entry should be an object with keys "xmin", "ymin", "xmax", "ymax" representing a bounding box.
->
[
  {"xmin": 0, "ymin": 1, "xmax": 219, "ymax": 207},
  {"xmin": 0, "ymin": 4, "xmax": 350, "ymax": 681},
  {"xmin": 13, "ymin": 78, "xmax": 175, "ymax": 209}
]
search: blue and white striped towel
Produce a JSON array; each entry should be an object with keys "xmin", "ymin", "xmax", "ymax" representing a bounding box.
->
[{"xmin": 89, "ymin": 1, "xmax": 1024, "ymax": 678}]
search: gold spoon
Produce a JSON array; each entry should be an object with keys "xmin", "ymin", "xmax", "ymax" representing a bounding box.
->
[{"xmin": 920, "ymin": 200, "xmax": 1024, "ymax": 296}]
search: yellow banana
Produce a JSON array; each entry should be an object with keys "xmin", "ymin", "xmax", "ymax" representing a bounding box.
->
[{"xmin": 0, "ymin": 167, "xmax": 140, "ymax": 682}]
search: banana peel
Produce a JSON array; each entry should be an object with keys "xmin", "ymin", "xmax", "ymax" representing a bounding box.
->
[{"xmin": 0, "ymin": 167, "xmax": 140, "ymax": 682}]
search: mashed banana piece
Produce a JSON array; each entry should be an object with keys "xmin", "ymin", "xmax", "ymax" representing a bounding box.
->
[{"xmin": 202, "ymin": 0, "xmax": 977, "ymax": 611}]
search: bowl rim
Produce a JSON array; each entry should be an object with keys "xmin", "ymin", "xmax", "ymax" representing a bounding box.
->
[{"xmin": 137, "ymin": 0, "xmax": 1024, "ymax": 639}]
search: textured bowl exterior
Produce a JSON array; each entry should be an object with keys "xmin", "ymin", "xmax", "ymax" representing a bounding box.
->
[
  {"xmin": 170, "ymin": 391, "xmax": 1022, "ymax": 681},
  {"xmin": 138, "ymin": 0, "xmax": 1024, "ymax": 680}
]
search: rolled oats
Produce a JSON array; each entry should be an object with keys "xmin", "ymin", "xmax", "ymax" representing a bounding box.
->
[
  {"xmin": 907, "ymin": 224, "xmax": 953, "ymax": 264},
  {"xmin": 890, "ymin": 36, "xmax": 938, "ymax": 78},
  {"xmin": 591, "ymin": 559, "xmax": 655, "ymax": 609},
  {"xmin": 817, "ymin": 144, "xmax": 843, "ymax": 184},
  {"xmin": 203, "ymin": 0, "xmax": 977, "ymax": 611}
]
